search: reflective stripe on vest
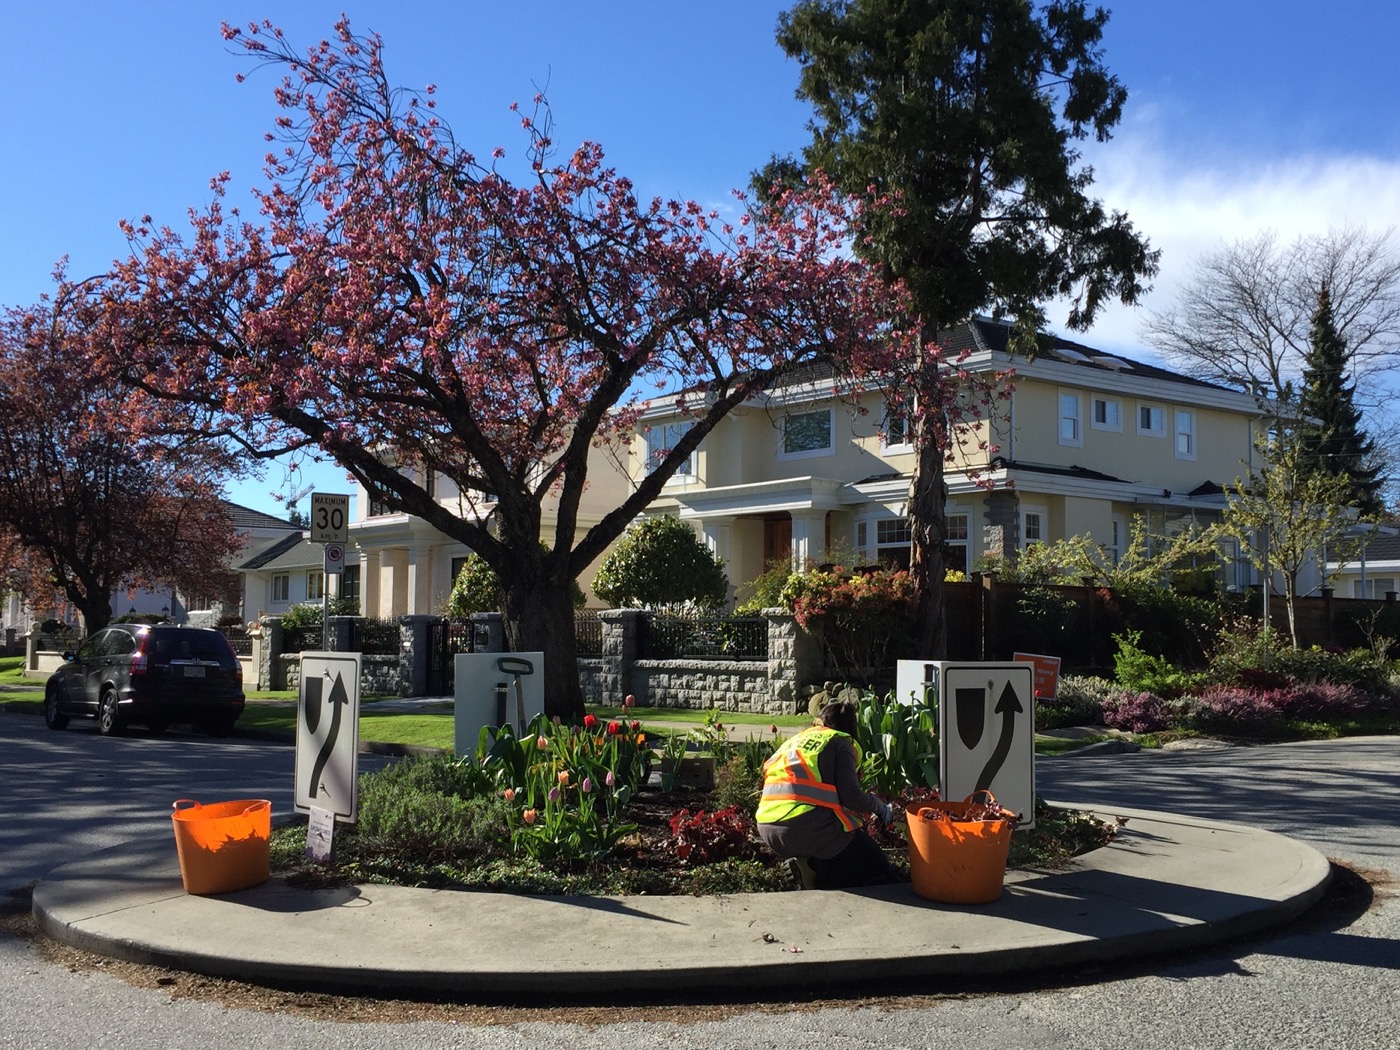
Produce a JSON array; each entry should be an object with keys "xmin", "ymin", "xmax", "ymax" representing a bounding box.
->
[{"xmin": 755, "ymin": 726, "xmax": 860, "ymax": 832}]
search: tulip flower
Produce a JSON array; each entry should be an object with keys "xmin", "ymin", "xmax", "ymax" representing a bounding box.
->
[
  {"xmin": 536, "ymin": 735, "xmax": 549, "ymax": 750},
  {"xmin": 770, "ymin": 724, "xmax": 778, "ymax": 734},
  {"xmin": 522, "ymin": 808, "xmax": 537, "ymax": 825},
  {"xmin": 623, "ymin": 694, "xmax": 636, "ymax": 708},
  {"xmin": 607, "ymin": 720, "xmax": 621, "ymax": 735},
  {"xmin": 581, "ymin": 777, "xmax": 593, "ymax": 794},
  {"xmin": 558, "ymin": 770, "xmax": 570, "ymax": 785},
  {"xmin": 628, "ymin": 719, "xmax": 641, "ymax": 732},
  {"xmin": 503, "ymin": 788, "xmax": 516, "ymax": 802},
  {"xmin": 583, "ymin": 713, "xmax": 598, "ymax": 729},
  {"xmin": 547, "ymin": 786, "xmax": 561, "ymax": 803},
  {"xmin": 605, "ymin": 770, "xmax": 615, "ymax": 788}
]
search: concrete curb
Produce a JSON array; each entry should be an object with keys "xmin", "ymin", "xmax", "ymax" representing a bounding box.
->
[{"xmin": 31, "ymin": 805, "xmax": 1331, "ymax": 1001}]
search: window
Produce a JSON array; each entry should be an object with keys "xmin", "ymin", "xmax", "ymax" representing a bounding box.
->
[
  {"xmin": 874, "ymin": 517, "xmax": 912, "ymax": 569},
  {"xmin": 945, "ymin": 513, "xmax": 970, "ymax": 575},
  {"xmin": 272, "ymin": 574, "xmax": 290, "ymax": 603},
  {"xmin": 1137, "ymin": 404, "xmax": 1165, "ymax": 437},
  {"xmin": 367, "ymin": 495, "xmax": 393, "ymax": 517},
  {"xmin": 780, "ymin": 408, "xmax": 835, "ymax": 459},
  {"xmin": 307, "ymin": 571, "xmax": 324, "ymax": 602},
  {"xmin": 341, "ymin": 565, "xmax": 360, "ymax": 606},
  {"xmin": 1092, "ymin": 397, "xmax": 1122, "ymax": 432},
  {"xmin": 1353, "ymin": 577, "xmax": 1397, "ymax": 599},
  {"xmin": 1058, "ymin": 392, "xmax": 1082, "ymax": 446},
  {"xmin": 1109, "ymin": 515, "xmax": 1127, "ymax": 565},
  {"xmin": 1021, "ymin": 507, "xmax": 1045, "ymax": 548},
  {"xmin": 855, "ymin": 520, "xmax": 868, "ymax": 552},
  {"xmin": 647, "ymin": 421, "xmax": 694, "ymax": 476},
  {"xmin": 881, "ymin": 399, "xmax": 912, "ymax": 449},
  {"xmin": 1175, "ymin": 409, "xmax": 1196, "ymax": 459}
]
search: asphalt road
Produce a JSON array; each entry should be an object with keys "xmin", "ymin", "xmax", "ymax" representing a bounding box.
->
[{"xmin": 1, "ymin": 712, "xmax": 1396, "ymax": 1049}]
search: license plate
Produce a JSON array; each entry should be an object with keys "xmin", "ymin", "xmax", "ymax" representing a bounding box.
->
[{"xmin": 184, "ymin": 665, "xmax": 206, "ymax": 678}]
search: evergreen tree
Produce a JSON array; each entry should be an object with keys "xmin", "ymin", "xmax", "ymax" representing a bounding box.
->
[
  {"xmin": 1298, "ymin": 283, "xmax": 1384, "ymax": 515},
  {"xmin": 762, "ymin": 0, "xmax": 1158, "ymax": 658}
]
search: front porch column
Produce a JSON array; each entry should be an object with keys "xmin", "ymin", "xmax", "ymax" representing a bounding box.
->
[
  {"xmin": 789, "ymin": 511, "xmax": 828, "ymax": 569},
  {"xmin": 700, "ymin": 517, "xmax": 735, "ymax": 605},
  {"xmin": 360, "ymin": 552, "xmax": 382, "ymax": 619},
  {"xmin": 406, "ymin": 546, "xmax": 433, "ymax": 615}
]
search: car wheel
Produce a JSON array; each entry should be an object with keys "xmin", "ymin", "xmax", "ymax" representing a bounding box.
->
[
  {"xmin": 146, "ymin": 719, "xmax": 169, "ymax": 736},
  {"xmin": 97, "ymin": 691, "xmax": 125, "ymax": 736},
  {"xmin": 43, "ymin": 686, "xmax": 69, "ymax": 730}
]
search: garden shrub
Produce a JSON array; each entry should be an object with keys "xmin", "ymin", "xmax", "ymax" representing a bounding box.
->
[
  {"xmin": 1112, "ymin": 630, "xmax": 1205, "ymax": 698},
  {"xmin": 781, "ymin": 567, "xmax": 917, "ymax": 684},
  {"xmin": 667, "ymin": 806, "xmax": 759, "ymax": 865},
  {"xmin": 357, "ymin": 763, "xmax": 513, "ymax": 865},
  {"xmin": 1099, "ymin": 690, "xmax": 1174, "ymax": 733},
  {"xmin": 591, "ymin": 515, "xmax": 728, "ymax": 609},
  {"xmin": 1037, "ymin": 674, "xmax": 1112, "ymax": 729},
  {"xmin": 1184, "ymin": 683, "xmax": 1374, "ymax": 736}
]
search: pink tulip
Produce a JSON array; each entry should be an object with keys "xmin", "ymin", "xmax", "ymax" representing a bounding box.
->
[
  {"xmin": 605, "ymin": 770, "xmax": 615, "ymax": 788},
  {"xmin": 522, "ymin": 808, "xmax": 537, "ymax": 825},
  {"xmin": 503, "ymin": 788, "xmax": 515, "ymax": 802},
  {"xmin": 536, "ymin": 735, "xmax": 549, "ymax": 750},
  {"xmin": 548, "ymin": 787, "xmax": 561, "ymax": 803},
  {"xmin": 581, "ymin": 777, "xmax": 593, "ymax": 794},
  {"xmin": 623, "ymin": 694, "xmax": 635, "ymax": 708}
]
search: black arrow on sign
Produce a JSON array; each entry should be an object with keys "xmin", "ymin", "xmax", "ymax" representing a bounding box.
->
[
  {"xmin": 308, "ymin": 673, "xmax": 350, "ymax": 804},
  {"xmin": 975, "ymin": 680, "xmax": 1023, "ymax": 791}
]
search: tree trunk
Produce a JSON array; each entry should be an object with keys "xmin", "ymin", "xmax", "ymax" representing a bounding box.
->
[
  {"xmin": 907, "ymin": 424, "xmax": 948, "ymax": 661},
  {"xmin": 907, "ymin": 321, "xmax": 949, "ymax": 661},
  {"xmin": 500, "ymin": 574, "xmax": 585, "ymax": 721}
]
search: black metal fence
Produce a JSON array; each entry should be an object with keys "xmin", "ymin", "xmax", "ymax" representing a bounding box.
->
[
  {"xmin": 217, "ymin": 624, "xmax": 252, "ymax": 656},
  {"xmin": 351, "ymin": 617, "xmax": 401, "ymax": 656},
  {"xmin": 282, "ymin": 623, "xmax": 326, "ymax": 654},
  {"xmin": 575, "ymin": 611, "xmax": 603, "ymax": 656},
  {"xmin": 427, "ymin": 618, "xmax": 478, "ymax": 694},
  {"xmin": 641, "ymin": 613, "xmax": 768, "ymax": 660}
]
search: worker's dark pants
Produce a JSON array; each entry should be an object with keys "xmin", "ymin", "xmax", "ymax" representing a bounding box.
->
[{"xmin": 809, "ymin": 830, "xmax": 900, "ymax": 889}]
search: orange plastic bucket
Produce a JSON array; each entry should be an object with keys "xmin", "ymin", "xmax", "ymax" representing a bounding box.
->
[
  {"xmin": 170, "ymin": 799, "xmax": 271, "ymax": 895},
  {"xmin": 906, "ymin": 791, "xmax": 1016, "ymax": 904}
]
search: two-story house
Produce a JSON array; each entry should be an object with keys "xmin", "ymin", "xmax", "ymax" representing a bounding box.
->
[{"xmin": 633, "ymin": 317, "xmax": 1269, "ymax": 593}]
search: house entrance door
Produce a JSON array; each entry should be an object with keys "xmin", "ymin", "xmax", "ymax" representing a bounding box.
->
[{"xmin": 763, "ymin": 516, "xmax": 792, "ymax": 566}]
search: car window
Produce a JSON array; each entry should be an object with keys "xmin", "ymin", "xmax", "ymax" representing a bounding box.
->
[
  {"xmin": 151, "ymin": 631, "xmax": 235, "ymax": 663},
  {"xmin": 101, "ymin": 630, "xmax": 137, "ymax": 657},
  {"xmin": 75, "ymin": 632, "xmax": 106, "ymax": 659}
]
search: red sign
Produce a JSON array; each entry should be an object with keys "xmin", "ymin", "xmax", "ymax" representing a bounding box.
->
[{"xmin": 1013, "ymin": 652, "xmax": 1061, "ymax": 700}]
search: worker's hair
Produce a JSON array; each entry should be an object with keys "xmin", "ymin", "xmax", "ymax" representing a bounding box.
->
[{"xmin": 818, "ymin": 700, "xmax": 858, "ymax": 738}]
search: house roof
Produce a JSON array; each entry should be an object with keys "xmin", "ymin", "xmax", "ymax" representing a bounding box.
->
[
  {"xmin": 223, "ymin": 501, "xmax": 298, "ymax": 531},
  {"xmin": 236, "ymin": 533, "xmax": 315, "ymax": 571},
  {"xmin": 950, "ymin": 317, "xmax": 1233, "ymax": 392}
]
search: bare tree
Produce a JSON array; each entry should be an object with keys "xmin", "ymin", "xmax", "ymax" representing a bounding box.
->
[{"xmin": 1142, "ymin": 226, "xmax": 1400, "ymax": 410}]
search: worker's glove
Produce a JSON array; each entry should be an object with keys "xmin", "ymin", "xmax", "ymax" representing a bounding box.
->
[{"xmin": 877, "ymin": 800, "xmax": 893, "ymax": 826}]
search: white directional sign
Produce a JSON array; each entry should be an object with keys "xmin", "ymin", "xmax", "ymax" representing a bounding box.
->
[
  {"xmin": 937, "ymin": 662, "xmax": 1036, "ymax": 829},
  {"xmin": 309, "ymin": 493, "xmax": 350, "ymax": 544},
  {"xmin": 295, "ymin": 652, "xmax": 361, "ymax": 822}
]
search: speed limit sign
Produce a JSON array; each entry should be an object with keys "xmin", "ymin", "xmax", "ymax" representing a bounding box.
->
[
  {"xmin": 309, "ymin": 493, "xmax": 350, "ymax": 544},
  {"xmin": 323, "ymin": 543, "xmax": 346, "ymax": 575}
]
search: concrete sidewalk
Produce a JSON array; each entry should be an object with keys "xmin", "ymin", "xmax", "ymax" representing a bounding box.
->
[{"xmin": 31, "ymin": 804, "xmax": 1331, "ymax": 1001}]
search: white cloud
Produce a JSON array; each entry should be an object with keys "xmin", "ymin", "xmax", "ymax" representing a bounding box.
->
[{"xmin": 1051, "ymin": 132, "xmax": 1400, "ymax": 362}]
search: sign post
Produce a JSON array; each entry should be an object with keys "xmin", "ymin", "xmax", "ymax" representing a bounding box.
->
[{"xmin": 936, "ymin": 661, "xmax": 1036, "ymax": 829}]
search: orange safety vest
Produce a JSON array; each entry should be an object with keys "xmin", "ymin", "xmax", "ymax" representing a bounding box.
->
[{"xmin": 756, "ymin": 726, "xmax": 862, "ymax": 831}]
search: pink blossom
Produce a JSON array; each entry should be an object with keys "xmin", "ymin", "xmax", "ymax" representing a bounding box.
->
[{"xmin": 580, "ymin": 777, "xmax": 593, "ymax": 794}]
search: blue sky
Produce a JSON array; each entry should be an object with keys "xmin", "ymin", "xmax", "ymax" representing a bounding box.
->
[{"xmin": 4, "ymin": 2, "xmax": 1399, "ymax": 516}]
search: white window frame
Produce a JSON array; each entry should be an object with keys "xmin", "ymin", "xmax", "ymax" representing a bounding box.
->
[
  {"xmin": 1058, "ymin": 391, "xmax": 1082, "ymax": 447},
  {"xmin": 1353, "ymin": 577, "xmax": 1397, "ymax": 599},
  {"xmin": 307, "ymin": 570, "xmax": 324, "ymax": 602},
  {"xmin": 778, "ymin": 408, "xmax": 836, "ymax": 460},
  {"xmin": 271, "ymin": 574, "xmax": 290, "ymax": 603},
  {"xmin": 647, "ymin": 421, "xmax": 695, "ymax": 477},
  {"xmin": 1137, "ymin": 404, "xmax": 1165, "ymax": 437},
  {"xmin": 1174, "ymin": 409, "xmax": 1197, "ymax": 460},
  {"xmin": 1020, "ymin": 505, "xmax": 1046, "ymax": 549},
  {"xmin": 1091, "ymin": 397, "xmax": 1122, "ymax": 432}
]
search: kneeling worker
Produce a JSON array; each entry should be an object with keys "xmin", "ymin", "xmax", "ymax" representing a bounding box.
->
[{"xmin": 756, "ymin": 700, "xmax": 899, "ymax": 889}]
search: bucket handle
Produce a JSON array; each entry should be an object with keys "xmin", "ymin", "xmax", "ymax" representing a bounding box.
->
[{"xmin": 172, "ymin": 799, "xmax": 201, "ymax": 813}]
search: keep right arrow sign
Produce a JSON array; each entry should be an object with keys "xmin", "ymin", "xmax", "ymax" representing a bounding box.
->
[{"xmin": 937, "ymin": 662, "xmax": 1036, "ymax": 829}]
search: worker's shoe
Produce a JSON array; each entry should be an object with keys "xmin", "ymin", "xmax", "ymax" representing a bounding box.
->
[{"xmin": 783, "ymin": 857, "xmax": 818, "ymax": 890}]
